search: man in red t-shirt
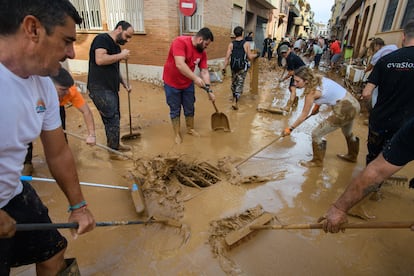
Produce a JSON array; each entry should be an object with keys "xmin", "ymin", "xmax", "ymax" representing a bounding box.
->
[
  {"xmin": 163, "ymin": 28, "xmax": 216, "ymax": 144},
  {"xmin": 330, "ymin": 37, "xmax": 342, "ymax": 70}
]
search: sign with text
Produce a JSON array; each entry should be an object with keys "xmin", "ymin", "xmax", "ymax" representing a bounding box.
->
[{"xmin": 179, "ymin": 0, "xmax": 196, "ymax": 16}]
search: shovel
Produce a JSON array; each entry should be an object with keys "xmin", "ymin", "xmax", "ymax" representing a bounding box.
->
[
  {"xmin": 211, "ymin": 101, "xmax": 231, "ymax": 132},
  {"xmin": 121, "ymin": 60, "xmax": 141, "ymax": 141}
]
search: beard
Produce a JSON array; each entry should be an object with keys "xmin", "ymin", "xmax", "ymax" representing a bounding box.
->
[
  {"xmin": 195, "ymin": 42, "xmax": 204, "ymax": 53},
  {"xmin": 116, "ymin": 33, "xmax": 127, "ymax": 45}
]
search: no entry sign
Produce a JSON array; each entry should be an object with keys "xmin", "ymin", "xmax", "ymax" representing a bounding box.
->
[{"xmin": 179, "ymin": 0, "xmax": 197, "ymax": 16}]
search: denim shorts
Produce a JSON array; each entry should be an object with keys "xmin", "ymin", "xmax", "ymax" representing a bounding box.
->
[{"xmin": 0, "ymin": 182, "xmax": 67, "ymax": 274}]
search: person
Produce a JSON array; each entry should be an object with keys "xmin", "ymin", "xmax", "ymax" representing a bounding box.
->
[
  {"xmin": 310, "ymin": 41, "xmax": 323, "ymax": 70},
  {"xmin": 320, "ymin": 116, "xmax": 414, "ymax": 233},
  {"xmin": 22, "ymin": 67, "xmax": 97, "ymax": 175},
  {"xmin": 87, "ymin": 20, "xmax": 134, "ymax": 159},
  {"xmin": 162, "ymin": 27, "xmax": 216, "ymax": 144},
  {"xmin": 222, "ymin": 26, "xmax": 259, "ymax": 110},
  {"xmin": 262, "ymin": 34, "xmax": 273, "ymax": 60},
  {"xmin": 282, "ymin": 66, "xmax": 360, "ymax": 167},
  {"xmin": 362, "ymin": 20, "xmax": 414, "ymax": 166},
  {"xmin": 329, "ymin": 36, "xmax": 342, "ymax": 70},
  {"xmin": 245, "ymin": 31, "xmax": 255, "ymax": 50},
  {"xmin": 363, "ymin": 37, "xmax": 398, "ymax": 108},
  {"xmin": 293, "ymin": 35, "xmax": 304, "ymax": 55},
  {"xmin": 0, "ymin": 0, "xmax": 95, "ymax": 275},
  {"xmin": 278, "ymin": 44, "xmax": 306, "ymax": 112},
  {"xmin": 276, "ymin": 37, "xmax": 291, "ymax": 67}
]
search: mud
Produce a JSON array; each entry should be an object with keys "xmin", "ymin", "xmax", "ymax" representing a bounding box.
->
[{"xmin": 12, "ymin": 58, "xmax": 414, "ymax": 275}]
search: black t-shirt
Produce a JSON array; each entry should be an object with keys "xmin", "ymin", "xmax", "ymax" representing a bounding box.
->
[
  {"xmin": 87, "ymin": 33, "xmax": 121, "ymax": 92},
  {"xmin": 369, "ymin": 46, "xmax": 414, "ymax": 131},
  {"xmin": 286, "ymin": 52, "xmax": 305, "ymax": 71},
  {"xmin": 383, "ymin": 116, "xmax": 414, "ymax": 166}
]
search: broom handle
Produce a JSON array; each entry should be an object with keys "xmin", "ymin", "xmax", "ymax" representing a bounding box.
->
[
  {"xmin": 125, "ymin": 60, "xmax": 133, "ymax": 135},
  {"xmin": 236, "ymin": 114, "xmax": 314, "ymax": 168},
  {"xmin": 251, "ymin": 221, "xmax": 414, "ymax": 230},
  {"xmin": 15, "ymin": 219, "xmax": 169, "ymax": 231},
  {"xmin": 20, "ymin": 176, "xmax": 129, "ymax": 190},
  {"xmin": 64, "ymin": 131, "xmax": 132, "ymax": 159},
  {"xmin": 236, "ymin": 135, "xmax": 282, "ymax": 168}
]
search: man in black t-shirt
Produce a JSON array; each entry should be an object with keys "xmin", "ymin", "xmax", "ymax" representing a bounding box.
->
[
  {"xmin": 87, "ymin": 21, "xmax": 134, "ymax": 158},
  {"xmin": 279, "ymin": 45, "xmax": 306, "ymax": 112},
  {"xmin": 321, "ymin": 116, "xmax": 414, "ymax": 233},
  {"xmin": 362, "ymin": 20, "xmax": 414, "ymax": 165}
]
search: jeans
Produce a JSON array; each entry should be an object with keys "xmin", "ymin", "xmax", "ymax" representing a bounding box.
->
[
  {"xmin": 89, "ymin": 88, "xmax": 120, "ymax": 149},
  {"xmin": 164, "ymin": 83, "xmax": 195, "ymax": 119}
]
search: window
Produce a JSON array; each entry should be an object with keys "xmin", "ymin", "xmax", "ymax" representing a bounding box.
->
[
  {"xmin": 71, "ymin": 0, "xmax": 102, "ymax": 30},
  {"xmin": 106, "ymin": 0, "xmax": 144, "ymax": 32},
  {"xmin": 183, "ymin": 0, "xmax": 203, "ymax": 32},
  {"xmin": 231, "ymin": 5, "xmax": 243, "ymax": 34},
  {"xmin": 382, "ymin": 0, "xmax": 398, "ymax": 32},
  {"xmin": 400, "ymin": 0, "xmax": 414, "ymax": 29},
  {"xmin": 70, "ymin": 0, "xmax": 144, "ymax": 32}
]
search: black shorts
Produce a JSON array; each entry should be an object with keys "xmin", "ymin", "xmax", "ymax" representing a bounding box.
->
[
  {"xmin": 0, "ymin": 181, "xmax": 67, "ymax": 273},
  {"xmin": 383, "ymin": 118, "xmax": 414, "ymax": 166}
]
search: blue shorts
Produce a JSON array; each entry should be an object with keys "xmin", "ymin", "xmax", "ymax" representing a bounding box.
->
[
  {"xmin": 0, "ymin": 182, "xmax": 67, "ymax": 274},
  {"xmin": 331, "ymin": 53, "xmax": 342, "ymax": 63},
  {"xmin": 164, "ymin": 83, "xmax": 195, "ymax": 118}
]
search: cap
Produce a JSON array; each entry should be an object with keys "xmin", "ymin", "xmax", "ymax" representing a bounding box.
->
[{"xmin": 279, "ymin": 45, "xmax": 289, "ymax": 53}]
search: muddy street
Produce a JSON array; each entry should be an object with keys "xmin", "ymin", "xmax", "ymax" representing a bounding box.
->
[{"xmin": 13, "ymin": 59, "xmax": 414, "ymax": 275}]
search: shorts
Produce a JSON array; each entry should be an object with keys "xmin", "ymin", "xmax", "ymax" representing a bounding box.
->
[
  {"xmin": 383, "ymin": 118, "xmax": 414, "ymax": 166},
  {"xmin": 331, "ymin": 53, "xmax": 342, "ymax": 63},
  {"xmin": 0, "ymin": 182, "xmax": 67, "ymax": 274}
]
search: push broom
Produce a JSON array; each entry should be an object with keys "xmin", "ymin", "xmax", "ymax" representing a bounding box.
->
[{"xmin": 20, "ymin": 175, "xmax": 146, "ymax": 215}]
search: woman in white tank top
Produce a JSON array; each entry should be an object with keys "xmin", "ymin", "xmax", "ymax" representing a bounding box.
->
[{"xmin": 282, "ymin": 66, "xmax": 361, "ymax": 167}]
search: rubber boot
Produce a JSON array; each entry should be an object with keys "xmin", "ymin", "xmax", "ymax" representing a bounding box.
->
[
  {"xmin": 337, "ymin": 136, "xmax": 359, "ymax": 163},
  {"xmin": 232, "ymin": 96, "xmax": 239, "ymax": 110},
  {"xmin": 171, "ymin": 117, "xmax": 182, "ymax": 144},
  {"xmin": 300, "ymin": 140, "xmax": 326, "ymax": 168},
  {"xmin": 185, "ymin": 116, "xmax": 200, "ymax": 137},
  {"xmin": 58, "ymin": 258, "xmax": 81, "ymax": 276},
  {"xmin": 283, "ymin": 99, "xmax": 293, "ymax": 112}
]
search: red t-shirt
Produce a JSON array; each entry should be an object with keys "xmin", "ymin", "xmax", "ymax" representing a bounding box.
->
[
  {"xmin": 330, "ymin": 40, "xmax": 341, "ymax": 54},
  {"xmin": 162, "ymin": 36, "xmax": 208, "ymax": 89}
]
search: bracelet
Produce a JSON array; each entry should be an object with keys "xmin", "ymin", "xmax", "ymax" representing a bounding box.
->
[
  {"xmin": 68, "ymin": 200, "xmax": 87, "ymax": 212},
  {"xmin": 289, "ymin": 126, "xmax": 295, "ymax": 131}
]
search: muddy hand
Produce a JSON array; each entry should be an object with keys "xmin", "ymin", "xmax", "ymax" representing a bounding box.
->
[
  {"xmin": 68, "ymin": 207, "xmax": 95, "ymax": 238},
  {"xmin": 85, "ymin": 135, "xmax": 96, "ymax": 146},
  {"xmin": 0, "ymin": 210, "xmax": 16, "ymax": 238},
  {"xmin": 319, "ymin": 204, "xmax": 348, "ymax": 233}
]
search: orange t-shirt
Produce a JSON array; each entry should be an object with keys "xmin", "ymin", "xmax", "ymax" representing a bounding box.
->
[{"xmin": 60, "ymin": 85, "xmax": 85, "ymax": 108}]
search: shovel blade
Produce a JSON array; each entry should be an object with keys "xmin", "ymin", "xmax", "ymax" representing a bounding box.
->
[{"xmin": 211, "ymin": 112, "xmax": 230, "ymax": 131}]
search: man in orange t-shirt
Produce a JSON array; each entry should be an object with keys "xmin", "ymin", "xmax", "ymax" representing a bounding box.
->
[{"xmin": 23, "ymin": 68, "xmax": 96, "ymax": 175}]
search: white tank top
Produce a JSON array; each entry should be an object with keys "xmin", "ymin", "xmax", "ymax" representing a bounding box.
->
[{"xmin": 314, "ymin": 77, "xmax": 346, "ymax": 106}]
